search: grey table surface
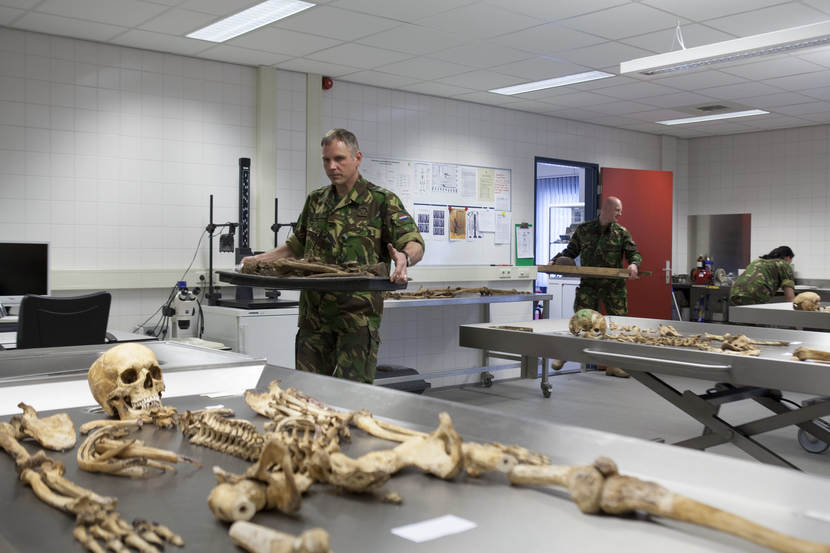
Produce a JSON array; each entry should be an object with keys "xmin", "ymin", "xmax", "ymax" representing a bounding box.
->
[
  {"xmin": 2, "ymin": 360, "xmax": 830, "ymax": 552},
  {"xmin": 460, "ymin": 317, "xmax": 830, "ymax": 397},
  {"xmin": 729, "ymin": 302, "xmax": 830, "ymax": 330}
]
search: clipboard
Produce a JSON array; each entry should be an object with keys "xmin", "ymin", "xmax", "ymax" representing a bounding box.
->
[{"xmin": 514, "ymin": 223, "xmax": 533, "ymax": 266}]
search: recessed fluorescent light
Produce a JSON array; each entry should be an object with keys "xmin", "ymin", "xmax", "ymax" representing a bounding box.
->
[
  {"xmin": 621, "ymin": 20, "xmax": 830, "ymax": 76},
  {"xmin": 489, "ymin": 71, "xmax": 614, "ymax": 95},
  {"xmin": 657, "ymin": 109, "xmax": 769, "ymax": 125},
  {"xmin": 187, "ymin": 0, "xmax": 314, "ymax": 43}
]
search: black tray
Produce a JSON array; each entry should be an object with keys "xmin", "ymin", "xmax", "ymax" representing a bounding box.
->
[{"xmin": 217, "ymin": 270, "xmax": 406, "ymax": 291}]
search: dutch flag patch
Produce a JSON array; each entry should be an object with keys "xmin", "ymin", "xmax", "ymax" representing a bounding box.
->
[{"xmin": 398, "ymin": 214, "xmax": 409, "ymax": 222}]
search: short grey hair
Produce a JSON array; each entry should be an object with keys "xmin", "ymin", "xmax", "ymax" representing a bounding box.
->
[{"xmin": 321, "ymin": 128, "xmax": 359, "ymax": 155}]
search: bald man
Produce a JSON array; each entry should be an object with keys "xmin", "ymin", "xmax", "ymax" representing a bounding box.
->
[{"xmin": 551, "ymin": 196, "xmax": 642, "ymax": 377}]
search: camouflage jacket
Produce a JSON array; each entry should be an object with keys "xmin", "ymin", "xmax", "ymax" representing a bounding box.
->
[
  {"xmin": 729, "ymin": 258, "xmax": 794, "ymax": 304},
  {"xmin": 555, "ymin": 219, "xmax": 642, "ymax": 288},
  {"xmin": 286, "ymin": 175, "xmax": 424, "ymax": 332}
]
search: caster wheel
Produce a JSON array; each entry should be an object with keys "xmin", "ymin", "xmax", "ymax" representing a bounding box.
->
[
  {"xmin": 542, "ymin": 383, "xmax": 552, "ymax": 398},
  {"xmin": 798, "ymin": 428, "xmax": 830, "ymax": 454},
  {"xmin": 479, "ymin": 373, "xmax": 494, "ymax": 388}
]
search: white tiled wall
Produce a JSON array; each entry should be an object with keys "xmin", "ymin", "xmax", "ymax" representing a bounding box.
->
[
  {"xmin": 677, "ymin": 126, "xmax": 830, "ymax": 278},
  {"xmin": 316, "ymin": 80, "xmax": 666, "ymax": 382}
]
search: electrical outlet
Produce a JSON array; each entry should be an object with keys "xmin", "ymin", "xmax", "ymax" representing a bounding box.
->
[{"xmin": 499, "ymin": 267, "xmax": 511, "ymax": 278}]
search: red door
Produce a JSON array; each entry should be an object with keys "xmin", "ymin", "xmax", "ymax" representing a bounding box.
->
[{"xmin": 601, "ymin": 168, "xmax": 673, "ymax": 320}]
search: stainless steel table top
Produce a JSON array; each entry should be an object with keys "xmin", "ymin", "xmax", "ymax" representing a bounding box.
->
[
  {"xmin": 460, "ymin": 317, "xmax": 830, "ymax": 396},
  {"xmin": 729, "ymin": 302, "xmax": 830, "ymax": 329},
  {"xmin": 2, "ymin": 364, "xmax": 830, "ymax": 552},
  {"xmin": 384, "ymin": 293, "xmax": 550, "ymax": 309}
]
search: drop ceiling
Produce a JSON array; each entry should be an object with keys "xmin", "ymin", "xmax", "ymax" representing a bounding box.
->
[{"xmin": 4, "ymin": 0, "xmax": 830, "ymax": 138}]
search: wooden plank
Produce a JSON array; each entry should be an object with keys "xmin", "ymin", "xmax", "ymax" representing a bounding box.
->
[{"xmin": 536, "ymin": 265, "xmax": 652, "ymax": 278}]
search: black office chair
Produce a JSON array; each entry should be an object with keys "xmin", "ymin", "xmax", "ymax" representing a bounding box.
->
[{"xmin": 15, "ymin": 292, "xmax": 113, "ymax": 349}]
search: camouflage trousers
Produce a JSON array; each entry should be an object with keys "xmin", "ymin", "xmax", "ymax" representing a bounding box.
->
[
  {"xmin": 295, "ymin": 326, "xmax": 380, "ymax": 384},
  {"xmin": 574, "ymin": 281, "xmax": 628, "ymax": 315}
]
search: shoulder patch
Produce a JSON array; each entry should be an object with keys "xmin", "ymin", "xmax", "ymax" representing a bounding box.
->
[{"xmin": 397, "ymin": 214, "xmax": 410, "ymax": 222}]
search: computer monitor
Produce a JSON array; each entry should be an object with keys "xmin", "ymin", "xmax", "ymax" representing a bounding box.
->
[{"xmin": 0, "ymin": 241, "xmax": 50, "ymax": 312}]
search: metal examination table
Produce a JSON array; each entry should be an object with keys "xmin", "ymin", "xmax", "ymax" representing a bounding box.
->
[
  {"xmin": 729, "ymin": 301, "xmax": 830, "ymax": 330},
  {"xmin": 460, "ymin": 317, "xmax": 830, "ymax": 469},
  {"xmin": 2, "ymin": 353, "xmax": 830, "ymax": 552}
]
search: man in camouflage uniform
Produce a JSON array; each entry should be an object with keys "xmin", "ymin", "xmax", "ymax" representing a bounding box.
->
[
  {"xmin": 552, "ymin": 196, "xmax": 641, "ymax": 377},
  {"xmin": 729, "ymin": 246, "xmax": 795, "ymax": 306},
  {"xmin": 243, "ymin": 129, "xmax": 424, "ymax": 384}
]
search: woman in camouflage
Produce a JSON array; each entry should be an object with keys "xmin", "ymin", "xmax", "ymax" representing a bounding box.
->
[{"xmin": 728, "ymin": 246, "xmax": 795, "ymax": 306}]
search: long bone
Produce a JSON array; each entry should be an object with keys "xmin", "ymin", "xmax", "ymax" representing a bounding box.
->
[
  {"xmin": 229, "ymin": 521, "xmax": 331, "ymax": 553},
  {"xmin": 509, "ymin": 457, "xmax": 830, "ymax": 553},
  {"xmin": 793, "ymin": 346, "xmax": 830, "ymax": 363},
  {"xmin": 0, "ymin": 420, "xmax": 183, "ymax": 552}
]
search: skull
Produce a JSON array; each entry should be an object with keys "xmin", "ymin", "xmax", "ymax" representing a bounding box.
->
[
  {"xmin": 569, "ymin": 309, "xmax": 607, "ymax": 337},
  {"xmin": 793, "ymin": 291, "xmax": 822, "ymax": 311},
  {"xmin": 88, "ymin": 343, "xmax": 165, "ymax": 419}
]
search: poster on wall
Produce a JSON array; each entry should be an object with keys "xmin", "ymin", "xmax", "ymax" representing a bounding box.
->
[
  {"xmin": 449, "ymin": 207, "xmax": 467, "ymax": 240},
  {"xmin": 495, "ymin": 211, "xmax": 511, "ymax": 244},
  {"xmin": 461, "ymin": 166, "xmax": 477, "ymax": 200},
  {"xmin": 414, "ymin": 206, "xmax": 433, "ymax": 240},
  {"xmin": 431, "ymin": 207, "xmax": 447, "ymax": 241},
  {"xmin": 494, "ymin": 169, "xmax": 510, "ymax": 211},
  {"xmin": 432, "ymin": 164, "xmax": 459, "ymax": 196},
  {"xmin": 478, "ymin": 168, "xmax": 495, "ymax": 203},
  {"xmin": 466, "ymin": 208, "xmax": 484, "ymax": 240},
  {"xmin": 414, "ymin": 162, "xmax": 431, "ymax": 195}
]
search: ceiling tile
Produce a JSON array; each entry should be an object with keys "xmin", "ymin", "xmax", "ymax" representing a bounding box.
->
[
  {"xmin": 592, "ymin": 80, "xmax": 678, "ymax": 100},
  {"xmin": 338, "ymin": 70, "xmax": 421, "ymax": 89},
  {"xmin": 481, "ymin": 0, "xmax": 628, "ymax": 21},
  {"xmin": 13, "ymin": 12, "xmax": 125, "ymax": 41},
  {"xmin": 110, "ymin": 29, "xmax": 210, "ymax": 55},
  {"xmin": 0, "ymin": 6, "xmax": 24, "ymax": 24},
  {"xmin": 489, "ymin": 57, "xmax": 589, "ymax": 80},
  {"xmin": 649, "ymin": 69, "xmax": 747, "ymax": 90},
  {"xmin": 138, "ymin": 9, "xmax": 216, "ymax": 35},
  {"xmin": 740, "ymin": 91, "xmax": 816, "ymax": 108},
  {"xmin": 0, "ymin": 0, "xmax": 41, "ymax": 8},
  {"xmin": 416, "ymin": 3, "xmax": 539, "ymax": 39},
  {"xmin": 436, "ymin": 69, "xmax": 525, "ymax": 90},
  {"xmin": 356, "ymin": 24, "xmax": 465, "ymax": 56},
  {"xmin": 196, "ymin": 45, "xmax": 292, "ymax": 67},
  {"xmin": 565, "ymin": 41, "xmax": 653, "ymax": 68},
  {"xmin": 492, "ymin": 23, "xmax": 606, "ymax": 55},
  {"xmin": 430, "ymin": 42, "xmax": 532, "ymax": 69},
  {"xmin": 542, "ymin": 91, "xmax": 617, "ymax": 107},
  {"xmin": 588, "ymin": 100, "xmax": 653, "ymax": 115},
  {"xmin": 375, "ymin": 56, "xmax": 475, "ymax": 80},
  {"xmin": 272, "ymin": 6, "xmax": 400, "ymax": 41},
  {"xmin": 450, "ymin": 90, "xmax": 524, "ymax": 106},
  {"xmin": 761, "ymin": 69, "xmax": 830, "ymax": 91},
  {"xmin": 620, "ymin": 24, "xmax": 734, "ymax": 54},
  {"xmin": 398, "ymin": 81, "xmax": 475, "ymax": 97},
  {"xmin": 698, "ymin": 81, "xmax": 783, "ymax": 100},
  {"xmin": 177, "ymin": 0, "xmax": 267, "ymax": 17},
  {"xmin": 328, "ymin": 0, "xmax": 477, "ymax": 22},
  {"xmin": 561, "ymin": 3, "xmax": 682, "ymax": 40},
  {"xmin": 306, "ymin": 43, "xmax": 412, "ymax": 70},
  {"xmin": 720, "ymin": 57, "xmax": 826, "ymax": 81},
  {"xmin": 773, "ymin": 101, "xmax": 830, "ymax": 116},
  {"xmin": 227, "ymin": 26, "xmax": 341, "ymax": 57},
  {"xmin": 641, "ymin": 0, "xmax": 786, "ymax": 22},
  {"xmin": 276, "ymin": 57, "xmax": 360, "ymax": 77},
  {"xmin": 803, "ymin": 0, "xmax": 830, "ymax": 16},
  {"xmin": 795, "ymin": 45, "xmax": 830, "ymax": 68},
  {"xmin": 639, "ymin": 91, "xmax": 722, "ymax": 109},
  {"xmin": 36, "ymin": 0, "xmax": 168, "ymax": 27},
  {"xmin": 704, "ymin": 3, "xmax": 827, "ymax": 36}
]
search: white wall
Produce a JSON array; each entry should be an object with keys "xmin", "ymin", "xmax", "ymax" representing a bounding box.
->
[
  {"xmin": 2, "ymin": 28, "xmax": 673, "ymax": 382},
  {"xmin": 677, "ymin": 126, "xmax": 830, "ymax": 278}
]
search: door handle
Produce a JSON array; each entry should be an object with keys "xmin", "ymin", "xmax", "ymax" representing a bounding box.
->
[{"xmin": 662, "ymin": 260, "xmax": 671, "ymax": 284}]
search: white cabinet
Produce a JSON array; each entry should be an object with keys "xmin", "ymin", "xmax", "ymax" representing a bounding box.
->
[
  {"xmin": 202, "ymin": 305, "xmax": 299, "ymax": 369},
  {"xmin": 544, "ymin": 278, "xmax": 579, "ymax": 320}
]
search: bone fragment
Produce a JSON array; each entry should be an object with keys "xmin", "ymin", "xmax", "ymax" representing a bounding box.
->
[
  {"xmin": 10, "ymin": 402, "xmax": 76, "ymax": 451},
  {"xmin": 793, "ymin": 346, "xmax": 830, "ymax": 363},
  {"xmin": 510, "ymin": 457, "xmax": 830, "ymax": 553},
  {"xmin": 229, "ymin": 521, "xmax": 332, "ymax": 553}
]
